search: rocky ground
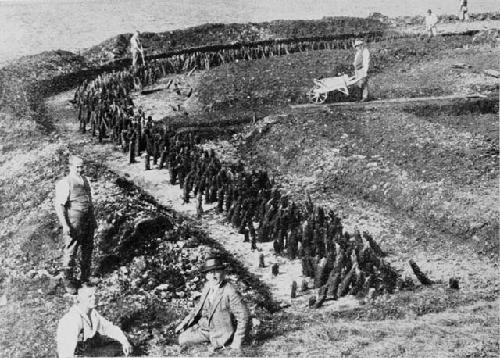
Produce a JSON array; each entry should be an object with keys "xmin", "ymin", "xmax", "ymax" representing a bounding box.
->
[{"xmin": 0, "ymin": 16, "xmax": 499, "ymax": 358}]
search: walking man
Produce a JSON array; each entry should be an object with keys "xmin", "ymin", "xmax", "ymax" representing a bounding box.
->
[
  {"xmin": 54, "ymin": 155, "xmax": 97, "ymax": 294},
  {"xmin": 351, "ymin": 39, "xmax": 370, "ymax": 102},
  {"xmin": 56, "ymin": 283, "xmax": 132, "ymax": 357},
  {"xmin": 459, "ymin": 0, "xmax": 470, "ymax": 21},
  {"xmin": 425, "ymin": 9, "xmax": 439, "ymax": 39},
  {"xmin": 175, "ymin": 256, "xmax": 249, "ymax": 353}
]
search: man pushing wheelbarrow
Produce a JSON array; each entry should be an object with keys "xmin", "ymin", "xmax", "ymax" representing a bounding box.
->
[{"xmin": 307, "ymin": 39, "xmax": 371, "ymax": 103}]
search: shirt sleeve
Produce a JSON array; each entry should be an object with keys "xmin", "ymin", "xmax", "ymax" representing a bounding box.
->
[
  {"xmin": 362, "ymin": 49, "xmax": 370, "ymax": 77},
  {"xmin": 95, "ymin": 311, "xmax": 128, "ymax": 345},
  {"xmin": 227, "ymin": 285, "xmax": 249, "ymax": 348},
  {"xmin": 54, "ymin": 178, "xmax": 70, "ymax": 208},
  {"xmin": 56, "ymin": 314, "xmax": 80, "ymax": 358}
]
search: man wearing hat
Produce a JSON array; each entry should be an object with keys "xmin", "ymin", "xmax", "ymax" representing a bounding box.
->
[
  {"xmin": 351, "ymin": 39, "xmax": 370, "ymax": 102},
  {"xmin": 175, "ymin": 256, "xmax": 249, "ymax": 353}
]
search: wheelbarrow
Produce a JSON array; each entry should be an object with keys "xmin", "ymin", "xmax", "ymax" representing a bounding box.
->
[{"xmin": 306, "ymin": 74, "xmax": 357, "ymax": 104}]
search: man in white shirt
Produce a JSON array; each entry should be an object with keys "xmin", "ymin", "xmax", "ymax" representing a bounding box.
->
[
  {"xmin": 351, "ymin": 39, "xmax": 370, "ymax": 102},
  {"xmin": 54, "ymin": 155, "xmax": 97, "ymax": 294},
  {"xmin": 459, "ymin": 0, "xmax": 470, "ymax": 21},
  {"xmin": 425, "ymin": 9, "xmax": 439, "ymax": 39},
  {"xmin": 130, "ymin": 30, "xmax": 145, "ymax": 68},
  {"xmin": 56, "ymin": 283, "xmax": 132, "ymax": 357}
]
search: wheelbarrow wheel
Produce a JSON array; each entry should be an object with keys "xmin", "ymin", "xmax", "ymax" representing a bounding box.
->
[
  {"xmin": 307, "ymin": 90, "xmax": 327, "ymax": 104},
  {"xmin": 313, "ymin": 92, "xmax": 327, "ymax": 104}
]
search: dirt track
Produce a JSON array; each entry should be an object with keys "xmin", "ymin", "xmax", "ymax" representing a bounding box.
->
[{"xmin": 47, "ymin": 82, "xmax": 498, "ymax": 308}]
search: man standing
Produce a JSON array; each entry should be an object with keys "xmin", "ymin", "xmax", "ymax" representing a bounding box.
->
[
  {"xmin": 130, "ymin": 30, "xmax": 145, "ymax": 69},
  {"xmin": 459, "ymin": 0, "xmax": 470, "ymax": 21},
  {"xmin": 56, "ymin": 283, "xmax": 132, "ymax": 357},
  {"xmin": 425, "ymin": 9, "xmax": 439, "ymax": 39},
  {"xmin": 352, "ymin": 39, "xmax": 370, "ymax": 102},
  {"xmin": 54, "ymin": 155, "xmax": 97, "ymax": 293},
  {"xmin": 175, "ymin": 256, "xmax": 249, "ymax": 353}
]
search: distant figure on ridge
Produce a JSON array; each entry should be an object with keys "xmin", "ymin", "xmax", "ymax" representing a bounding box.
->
[
  {"xmin": 425, "ymin": 9, "xmax": 439, "ymax": 39},
  {"xmin": 130, "ymin": 30, "xmax": 145, "ymax": 68},
  {"xmin": 459, "ymin": 0, "xmax": 470, "ymax": 21},
  {"xmin": 175, "ymin": 256, "xmax": 249, "ymax": 354}
]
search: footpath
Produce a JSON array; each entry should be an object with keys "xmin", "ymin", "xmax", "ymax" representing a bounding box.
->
[{"xmin": 46, "ymin": 83, "xmax": 496, "ymax": 309}]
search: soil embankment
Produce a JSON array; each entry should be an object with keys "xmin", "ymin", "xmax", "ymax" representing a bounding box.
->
[{"xmin": 0, "ymin": 15, "xmax": 499, "ymax": 358}]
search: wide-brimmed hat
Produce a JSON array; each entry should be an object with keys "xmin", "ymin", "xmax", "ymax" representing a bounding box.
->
[
  {"xmin": 201, "ymin": 257, "xmax": 226, "ymax": 273},
  {"xmin": 354, "ymin": 39, "xmax": 364, "ymax": 47}
]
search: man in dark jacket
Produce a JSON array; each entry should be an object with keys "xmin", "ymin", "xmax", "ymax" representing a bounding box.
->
[{"xmin": 176, "ymin": 256, "xmax": 249, "ymax": 353}]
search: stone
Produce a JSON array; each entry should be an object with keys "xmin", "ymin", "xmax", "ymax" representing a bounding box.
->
[
  {"xmin": 484, "ymin": 69, "xmax": 500, "ymax": 78},
  {"xmin": 156, "ymin": 283, "xmax": 170, "ymax": 291}
]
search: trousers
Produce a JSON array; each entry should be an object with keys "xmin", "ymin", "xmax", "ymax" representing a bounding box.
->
[
  {"xmin": 75, "ymin": 335, "xmax": 123, "ymax": 357},
  {"xmin": 62, "ymin": 213, "xmax": 95, "ymax": 282},
  {"xmin": 179, "ymin": 322, "xmax": 211, "ymax": 347},
  {"xmin": 356, "ymin": 77, "xmax": 369, "ymax": 100}
]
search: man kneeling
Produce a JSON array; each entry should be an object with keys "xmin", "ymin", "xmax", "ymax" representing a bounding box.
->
[
  {"xmin": 56, "ymin": 283, "xmax": 132, "ymax": 357},
  {"xmin": 175, "ymin": 256, "xmax": 249, "ymax": 353}
]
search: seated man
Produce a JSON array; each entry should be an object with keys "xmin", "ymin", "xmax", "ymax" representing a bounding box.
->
[
  {"xmin": 175, "ymin": 256, "xmax": 249, "ymax": 353},
  {"xmin": 56, "ymin": 283, "xmax": 132, "ymax": 358}
]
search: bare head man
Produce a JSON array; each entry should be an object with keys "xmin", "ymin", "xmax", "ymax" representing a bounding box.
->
[
  {"xmin": 69, "ymin": 155, "xmax": 84, "ymax": 176},
  {"xmin": 76, "ymin": 282, "xmax": 97, "ymax": 312}
]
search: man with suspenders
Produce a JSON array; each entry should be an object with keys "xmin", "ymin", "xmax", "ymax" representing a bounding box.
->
[{"xmin": 54, "ymin": 155, "xmax": 97, "ymax": 294}]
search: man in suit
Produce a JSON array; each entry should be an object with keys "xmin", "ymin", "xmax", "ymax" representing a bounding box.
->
[{"xmin": 175, "ymin": 256, "xmax": 249, "ymax": 353}]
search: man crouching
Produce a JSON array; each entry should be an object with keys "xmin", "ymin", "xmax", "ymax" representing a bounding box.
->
[
  {"xmin": 56, "ymin": 283, "xmax": 132, "ymax": 357},
  {"xmin": 175, "ymin": 256, "xmax": 249, "ymax": 353}
]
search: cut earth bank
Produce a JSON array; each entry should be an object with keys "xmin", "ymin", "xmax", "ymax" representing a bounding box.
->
[
  {"xmin": 49, "ymin": 31, "xmax": 499, "ymax": 357},
  {"xmin": 0, "ymin": 16, "xmax": 499, "ymax": 358}
]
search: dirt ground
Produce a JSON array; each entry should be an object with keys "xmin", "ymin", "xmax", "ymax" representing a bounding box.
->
[{"xmin": 0, "ymin": 20, "xmax": 499, "ymax": 358}]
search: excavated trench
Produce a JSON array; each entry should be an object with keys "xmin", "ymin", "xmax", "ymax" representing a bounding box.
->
[
  {"xmin": 71, "ymin": 163, "xmax": 279, "ymax": 354},
  {"xmin": 7, "ymin": 21, "xmax": 497, "ymax": 354}
]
